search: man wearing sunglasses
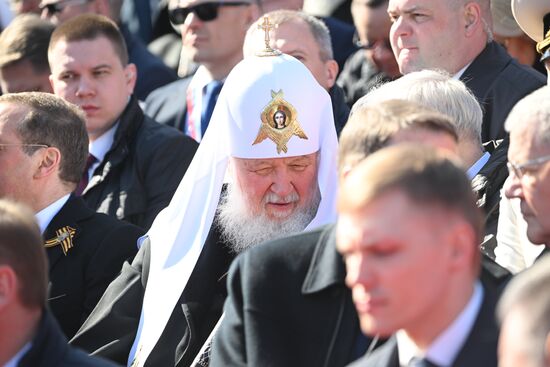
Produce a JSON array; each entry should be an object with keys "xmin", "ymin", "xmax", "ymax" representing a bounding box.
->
[
  {"xmin": 504, "ymin": 86, "xmax": 550, "ymax": 257},
  {"xmin": 39, "ymin": 0, "xmax": 177, "ymax": 100},
  {"xmin": 144, "ymin": 0, "xmax": 259, "ymax": 141}
]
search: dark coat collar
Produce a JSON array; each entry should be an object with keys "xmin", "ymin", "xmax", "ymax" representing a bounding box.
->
[
  {"xmin": 17, "ymin": 310, "xmax": 69, "ymax": 367},
  {"xmin": 460, "ymin": 42, "xmax": 511, "ymax": 98},
  {"xmin": 302, "ymin": 224, "xmax": 347, "ymax": 295},
  {"xmin": 330, "ymin": 85, "xmax": 351, "ymax": 136}
]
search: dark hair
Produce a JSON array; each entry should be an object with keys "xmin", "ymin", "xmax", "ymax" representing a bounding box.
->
[
  {"xmin": 0, "ymin": 14, "xmax": 55, "ymax": 73},
  {"xmin": 0, "ymin": 92, "xmax": 88, "ymax": 186},
  {"xmin": 0, "ymin": 199, "xmax": 48, "ymax": 308},
  {"xmin": 49, "ymin": 13, "xmax": 128, "ymax": 66}
]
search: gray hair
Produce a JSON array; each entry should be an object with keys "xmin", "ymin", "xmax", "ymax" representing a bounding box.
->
[
  {"xmin": 497, "ymin": 255, "xmax": 550, "ymax": 367},
  {"xmin": 505, "ymin": 86, "xmax": 550, "ymax": 146},
  {"xmin": 244, "ymin": 10, "xmax": 333, "ymax": 61},
  {"xmin": 354, "ymin": 70, "xmax": 483, "ymax": 147}
]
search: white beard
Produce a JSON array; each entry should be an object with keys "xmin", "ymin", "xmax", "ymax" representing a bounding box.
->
[{"xmin": 217, "ymin": 184, "xmax": 320, "ymax": 253}]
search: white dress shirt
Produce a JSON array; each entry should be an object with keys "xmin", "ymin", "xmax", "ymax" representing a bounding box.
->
[
  {"xmin": 87, "ymin": 121, "xmax": 119, "ymax": 181},
  {"xmin": 3, "ymin": 342, "xmax": 32, "ymax": 367},
  {"xmin": 397, "ymin": 281, "xmax": 484, "ymax": 367},
  {"xmin": 35, "ymin": 194, "xmax": 71, "ymax": 234}
]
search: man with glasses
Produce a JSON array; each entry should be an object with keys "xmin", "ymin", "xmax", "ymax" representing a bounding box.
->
[
  {"xmin": 504, "ymin": 86, "xmax": 550, "ymax": 255},
  {"xmin": 337, "ymin": 0, "xmax": 400, "ymax": 107},
  {"xmin": 39, "ymin": 0, "xmax": 177, "ymax": 100},
  {"xmin": 0, "ymin": 91, "xmax": 144, "ymax": 338},
  {"xmin": 144, "ymin": 0, "xmax": 259, "ymax": 141}
]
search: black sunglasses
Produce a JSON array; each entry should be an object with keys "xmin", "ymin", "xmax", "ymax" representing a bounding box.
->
[{"xmin": 169, "ymin": 1, "xmax": 249, "ymax": 24}]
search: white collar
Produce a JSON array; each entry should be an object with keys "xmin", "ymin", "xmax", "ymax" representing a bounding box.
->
[
  {"xmin": 89, "ymin": 121, "xmax": 119, "ymax": 164},
  {"xmin": 467, "ymin": 151, "xmax": 491, "ymax": 179},
  {"xmin": 35, "ymin": 194, "xmax": 71, "ymax": 234},
  {"xmin": 4, "ymin": 342, "xmax": 32, "ymax": 367},
  {"xmin": 397, "ymin": 281, "xmax": 484, "ymax": 367},
  {"xmin": 453, "ymin": 62, "xmax": 472, "ymax": 80}
]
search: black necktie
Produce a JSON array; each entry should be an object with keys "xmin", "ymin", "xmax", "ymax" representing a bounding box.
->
[
  {"xmin": 408, "ymin": 357, "xmax": 439, "ymax": 367},
  {"xmin": 75, "ymin": 154, "xmax": 97, "ymax": 196}
]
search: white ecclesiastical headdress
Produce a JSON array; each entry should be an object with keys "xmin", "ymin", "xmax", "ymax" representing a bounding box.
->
[{"xmin": 129, "ymin": 52, "xmax": 339, "ymax": 365}]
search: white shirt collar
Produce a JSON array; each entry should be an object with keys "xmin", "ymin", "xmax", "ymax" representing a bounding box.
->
[
  {"xmin": 35, "ymin": 194, "xmax": 71, "ymax": 234},
  {"xmin": 467, "ymin": 151, "xmax": 491, "ymax": 179},
  {"xmin": 453, "ymin": 62, "xmax": 472, "ymax": 80},
  {"xmin": 89, "ymin": 121, "xmax": 119, "ymax": 164},
  {"xmin": 397, "ymin": 281, "xmax": 484, "ymax": 367},
  {"xmin": 4, "ymin": 342, "xmax": 32, "ymax": 367}
]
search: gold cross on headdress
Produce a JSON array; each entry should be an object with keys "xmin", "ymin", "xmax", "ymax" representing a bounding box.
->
[{"xmin": 256, "ymin": 16, "xmax": 282, "ymax": 57}]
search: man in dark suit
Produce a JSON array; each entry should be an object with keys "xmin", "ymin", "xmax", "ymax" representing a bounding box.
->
[
  {"xmin": 144, "ymin": 0, "xmax": 260, "ymax": 140},
  {"xmin": 388, "ymin": 0, "xmax": 545, "ymax": 142},
  {"xmin": 0, "ymin": 91, "xmax": 144, "ymax": 338},
  {"xmin": 0, "ymin": 199, "xmax": 120, "ymax": 367},
  {"xmin": 48, "ymin": 14, "xmax": 198, "ymax": 230},
  {"xmin": 337, "ymin": 145, "xmax": 499, "ymax": 367}
]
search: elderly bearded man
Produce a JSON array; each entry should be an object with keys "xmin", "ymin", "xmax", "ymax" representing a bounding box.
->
[{"xmin": 71, "ymin": 30, "xmax": 338, "ymax": 367}]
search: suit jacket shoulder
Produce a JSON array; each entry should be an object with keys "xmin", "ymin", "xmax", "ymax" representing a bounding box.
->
[
  {"xmin": 461, "ymin": 42, "xmax": 546, "ymax": 141},
  {"xmin": 211, "ymin": 224, "xmax": 363, "ymax": 367},
  {"xmin": 143, "ymin": 77, "xmax": 192, "ymax": 131},
  {"xmin": 46, "ymin": 196, "xmax": 143, "ymax": 338},
  {"xmin": 19, "ymin": 310, "xmax": 120, "ymax": 367}
]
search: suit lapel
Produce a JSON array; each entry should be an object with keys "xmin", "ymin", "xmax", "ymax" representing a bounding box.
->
[
  {"xmin": 452, "ymin": 288, "xmax": 499, "ymax": 367},
  {"xmin": 43, "ymin": 196, "xmax": 94, "ymax": 271},
  {"xmin": 301, "ymin": 225, "xmax": 361, "ymax": 366}
]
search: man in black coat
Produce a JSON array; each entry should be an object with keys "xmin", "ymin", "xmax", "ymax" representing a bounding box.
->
[
  {"xmin": 338, "ymin": 146, "xmax": 500, "ymax": 367},
  {"xmin": 388, "ymin": 0, "xmax": 545, "ymax": 142},
  {"xmin": 0, "ymin": 91, "xmax": 144, "ymax": 338},
  {"xmin": 48, "ymin": 14, "xmax": 198, "ymax": 230},
  {"xmin": 0, "ymin": 199, "xmax": 120, "ymax": 366}
]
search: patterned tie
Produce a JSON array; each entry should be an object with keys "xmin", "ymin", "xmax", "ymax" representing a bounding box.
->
[
  {"xmin": 75, "ymin": 154, "xmax": 97, "ymax": 196},
  {"xmin": 200, "ymin": 80, "xmax": 223, "ymax": 137}
]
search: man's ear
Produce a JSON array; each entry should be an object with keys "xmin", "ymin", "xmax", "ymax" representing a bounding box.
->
[
  {"xmin": 324, "ymin": 59, "xmax": 339, "ymax": 89},
  {"xmin": 0, "ymin": 266, "xmax": 17, "ymax": 311},
  {"xmin": 34, "ymin": 147, "xmax": 61, "ymax": 180},
  {"xmin": 94, "ymin": 0, "xmax": 112, "ymax": 17},
  {"xmin": 463, "ymin": 2, "xmax": 482, "ymax": 37},
  {"xmin": 124, "ymin": 63, "xmax": 137, "ymax": 95},
  {"xmin": 447, "ymin": 218, "xmax": 477, "ymax": 273}
]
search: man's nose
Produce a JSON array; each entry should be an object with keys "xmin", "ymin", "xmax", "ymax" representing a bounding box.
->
[{"xmin": 504, "ymin": 174, "xmax": 524, "ymax": 200}]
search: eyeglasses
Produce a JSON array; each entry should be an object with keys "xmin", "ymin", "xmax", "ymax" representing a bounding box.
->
[
  {"xmin": 507, "ymin": 154, "xmax": 550, "ymax": 179},
  {"xmin": 169, "ymin": 1, "xmax": 250, "ymax": 24},
  {"xmin": 0, "ymin": 143, "xmax": 49, "ymax": 152},
  {"xmin": 39, "ymin": 0, "xmax": 90, "ymax": 15}
]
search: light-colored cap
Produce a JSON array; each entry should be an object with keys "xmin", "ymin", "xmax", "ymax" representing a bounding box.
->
[
  {"xmin": 512, "ymin": 0, "xmax": 550, "ymax": 42},
  {"xmin": 492, "ymin": 0, "xmax": 523, "ymax": 37}
]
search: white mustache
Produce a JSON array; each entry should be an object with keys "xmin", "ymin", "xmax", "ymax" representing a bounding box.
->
[{"xmin": 264, "ymin": 191, "xmax": 300, "ymax": 204}]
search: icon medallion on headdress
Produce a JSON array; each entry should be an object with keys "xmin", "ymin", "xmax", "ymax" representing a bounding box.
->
[{"xmin": 253, "ymin": 89, "xmax": 308, "ymax": 153}]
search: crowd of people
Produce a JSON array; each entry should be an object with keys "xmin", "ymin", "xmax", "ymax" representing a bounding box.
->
[{"xmin": 1, "ymin": 0, "xmax": 550, "ymax": 366}]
